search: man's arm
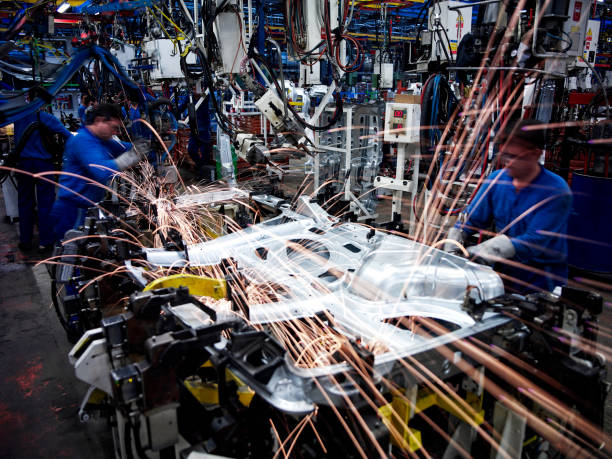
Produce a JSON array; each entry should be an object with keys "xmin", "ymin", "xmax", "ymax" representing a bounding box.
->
[
  {"xmin": 75, "ymin": 139, "xmax": 120, "ymax": 183},
  {"xmin": 443, "ymin": 181, "xmax": 494, "ymax": 253},
  {"xmin": 510, "ymin": 192, "xmax": 572, "ymax": 263},
  {"xmin": 443, "ymin": 172, "xmax": 499, "ymax": 254},
  {"xmin": 40, "ymin": 112, "xmax": 72, "ymax": 138},
  {"xmin": 457, "ymin": 173, "xmax": 501, "ymax": 236},
  {"xmin": 106, "ymin": 136, "xmax": 133, "ymax": 158}
]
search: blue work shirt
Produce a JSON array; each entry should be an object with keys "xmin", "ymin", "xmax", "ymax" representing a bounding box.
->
[
  {"xmin": 457, "ymin": 167, "xmax": 572, "ymax": 293},
  {"xmin": 127, "ymin": 104, "xmax": 147, "ymax": 138},
  {"xmin": 128, "ymin": 105, "xmax": 141, "ymax": 121},
  {"xmin": 56, "ymin": 127, "xmax": 131, "ymax": 207},
  {"xmin": 14, "ymin": 112, "xmax": 71, "ymax": 160}
]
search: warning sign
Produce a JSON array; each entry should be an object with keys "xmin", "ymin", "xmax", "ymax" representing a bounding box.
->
[
  {"xmin": 585, "ymin": 28, "xmax": 592, "ymax": 51},
  {"xmin": 456, "ymin": 14, "xmax": 464, "ymax": 40}
]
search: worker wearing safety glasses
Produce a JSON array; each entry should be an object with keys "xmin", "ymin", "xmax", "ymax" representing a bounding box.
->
[{"xmin": 444, "ymin": 119, "xmax": 572, "ymax": 294}]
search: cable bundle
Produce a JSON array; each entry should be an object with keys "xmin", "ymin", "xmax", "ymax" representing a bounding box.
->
[{"xmin": 283, "ymin": 0, "xmax": 363, "ymax": 73}]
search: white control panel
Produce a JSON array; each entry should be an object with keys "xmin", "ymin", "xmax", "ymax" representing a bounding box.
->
[{"xmin": 384, "ymin": 102, "xmax": 421, "ymax": 143}]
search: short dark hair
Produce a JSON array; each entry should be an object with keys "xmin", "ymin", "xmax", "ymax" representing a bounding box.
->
[
  {"xmin": 89, "ymin": 103, "xmax": 122, "ymax": 123},
  {"xmin": 82, "ymin": 94, "xmax": 91, "ymax": 105},
  {"xmin": 496, "ymin": 119, "xmax": 546, "ymax": 149}
]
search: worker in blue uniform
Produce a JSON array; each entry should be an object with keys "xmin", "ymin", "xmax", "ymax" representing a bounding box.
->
[
  {"xmin": 78, "ymin": 94, "xmax": 94, "ymax": 125},
  {"xmin": 444, "ymin": 119, "xmax": 572, "ymax": 293},
  {"xmin": 14, "ymin": 108, "xmax": 71, "ymax": 253},
  {"xmin": 50, "ymin": 103, "xmax": 146, "ymax": 241},
  {"xmin": 122, "ymin": 98, "xmax": 146, "ymax": 139}
]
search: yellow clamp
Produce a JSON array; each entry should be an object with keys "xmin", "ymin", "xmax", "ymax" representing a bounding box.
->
[{"xmin": 144, "ymin": 274, "xmax": 227, "ymax": 299}]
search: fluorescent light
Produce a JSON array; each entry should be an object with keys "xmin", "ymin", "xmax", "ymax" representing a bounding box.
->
[{"xmin": 57, "ymin": 2, "xmax": 70, "ymax": 13}]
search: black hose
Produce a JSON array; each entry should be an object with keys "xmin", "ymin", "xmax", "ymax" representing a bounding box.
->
[
  {"xmin": 435, "ymin": 28, "xmax": 452, "ymax": 63},
  {"xmin": 419, "ymin": 73, "xmax": 437, "ymax": 188},
  {"xmin": 415, "ymin": 0, "xmax": 433, "ymax": 48},
  {"xmin": 190, "ymin": 47, "xmax": 235, "ymax": 137},
  {"xmin": 179, "ymin": 49, "xmax": 204, "ymax": 80},
  {"xmin": 250, "ymin": 52, "xmax": 343, "ymax": 131},
  {"xmin": 147, "ymin": 97, "xmax": 178, "ymax": 121},
  {"xmin": 440, "ymin": 26, "xmax": 455, "ymax": 64}
]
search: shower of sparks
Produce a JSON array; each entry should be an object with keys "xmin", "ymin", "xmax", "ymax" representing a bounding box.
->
[{"xmin": 9, "ymin": 3, "xmax": 608, "ymax": 455}]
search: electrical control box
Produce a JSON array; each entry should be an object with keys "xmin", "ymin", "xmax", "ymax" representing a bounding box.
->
[
  {"xmin": 428, "ymin": 1, "xmax": 472, "ymax": 62},
  {"xmin": 563, "ymin": 0, "xmax": 593, "ymax": 58},
  {"xmin": 384, "ymin": 102, "xmax": 420, "ymax": 143},
  {"xmin": 142, "ymin": 39, "xmax": 196, "ymax": 80},
  {"xmin": 576, "ymin": 19, "xmax": 600, "ymax": 67}
]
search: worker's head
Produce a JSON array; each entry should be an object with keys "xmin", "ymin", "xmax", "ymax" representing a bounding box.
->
[
  {"xmin": 496, "ymin": 119, "xmax": 545, "ymax": 179},
  {"xmin": 87, "ymin": 103, "xmax": 123, "ymax": 141}
]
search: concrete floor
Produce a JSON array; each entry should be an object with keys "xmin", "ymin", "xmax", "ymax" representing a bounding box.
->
[
  {"xmin": 1, "ymin": 182, "xmax": 611, "ymax": 457},
  {"xmin": 0, "ymin": 206, "xmax": 113, "ymax": 458}
]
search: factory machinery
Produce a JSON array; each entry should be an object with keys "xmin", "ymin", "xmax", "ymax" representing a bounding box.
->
[
  {"xmin": 50, "ymin": 188, "xmax": 608, "ymax": 458},
  {"xmin": 1, "ymin": 0, "xmax": 611, "ymax": 457}
]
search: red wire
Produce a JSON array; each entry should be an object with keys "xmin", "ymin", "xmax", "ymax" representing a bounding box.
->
[
  {"xmin": 421, "ymin": 74, "xmax": 437, "ymax": 105},
  {"xmin": 335, "ymin": 35, "xmax": 362, "ymax": 71}
]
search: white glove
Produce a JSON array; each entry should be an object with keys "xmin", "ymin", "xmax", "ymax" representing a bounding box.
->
[
  {"xmin": 467, "ymin": 235, "xmax": 516, "ymax": 266},
  {"xmin": 115, "ymin": 149, "xmax": 141, "ymax": 171},
  {"xmin": 443, "ymin": 227, "xmax": 466, "ymax": 254},
  {"xmin": 114, "ymin": 139, "xmax": 149, "ymax": 171},
  {"xmin": 133, "ymin": 138, "xmax": 150, "ymax": 155}
]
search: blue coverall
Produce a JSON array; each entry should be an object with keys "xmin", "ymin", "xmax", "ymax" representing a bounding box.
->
[
  {"xmin": 457, "ymin": 167, "xmax": 572, "ymax": 293},
  {"xmin": 14, "ymin": 112, "xmax": 71, "ymax": 247},
  {"xmin": 122, "ymin": 104, "xmax": 147, "ymax": 139},
  {"xmin": 50, "ymin": 127, "xmax": 132, "ymax": 241}
]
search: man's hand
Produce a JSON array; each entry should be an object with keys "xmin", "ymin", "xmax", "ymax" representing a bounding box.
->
[
  {"xmin": 114, "ymin": 149, "xmax": 141, "ymax": 170},
  {"xmin": 115, "ymin": 138, "xmax": 151, "ymax": 171},
  {"xmin": 467, "ymin": 235, "xmax": 516, "ymax": 266},
  {"xmin": 132, "ymin": 138, "xmax": 150, "ymax": 157},
  {"xmin": 443, "ymin": 227, "xmax": 467, "ymax": 255}
]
